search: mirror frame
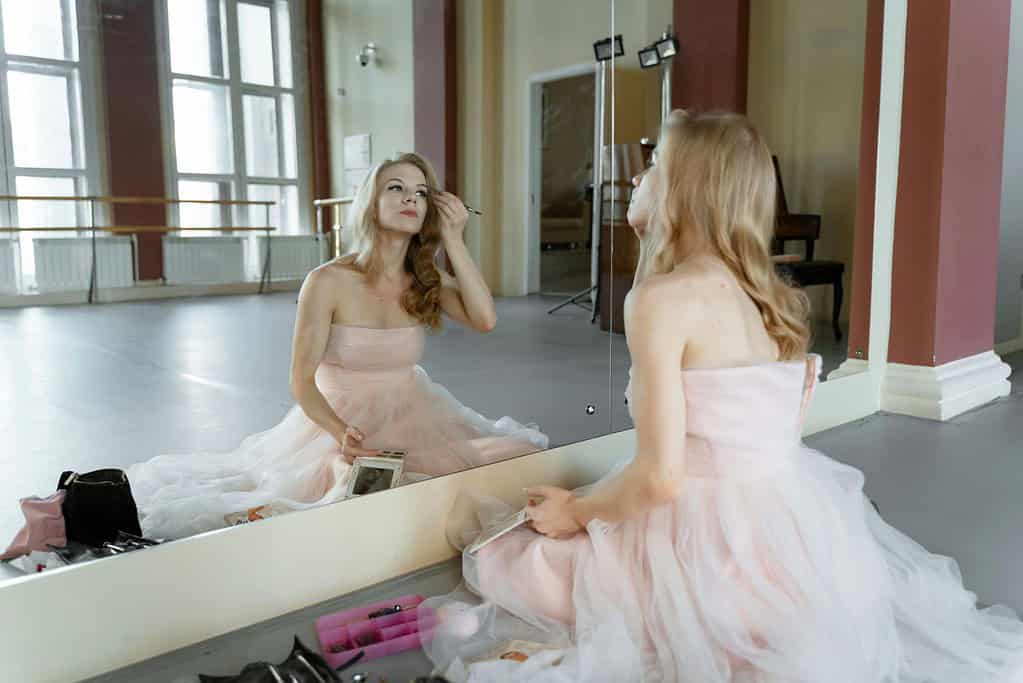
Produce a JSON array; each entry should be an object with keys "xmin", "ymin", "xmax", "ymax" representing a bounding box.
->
[{"xmin": 0, "ymin": 0, "xmax": 907, "ymax": 678}]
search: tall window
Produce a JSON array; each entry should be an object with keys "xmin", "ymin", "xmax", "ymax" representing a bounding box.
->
[
  {"xmin": 159, "ymin": 0, "xmax": 306, "ymax": 235},
  {"xmin": 0, "ymin": 0, "xmax": 101, "ymax": 286}
]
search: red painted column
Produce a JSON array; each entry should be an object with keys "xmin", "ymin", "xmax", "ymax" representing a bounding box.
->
[
  {"xmin": 670, "ymin": 0, "xmax": 750, "ymax": 113},
  {"xmin": 413, "ymin": 0, "xmax": 457, "ymax": 193},
  {"xmin": 307, "ymin": 0, "xmax": 332, "ymax": 227},
  {"xmin": 99, "ymin": 1, "xmax": 167, "ymax": 281},
  {"xmin": 888, "ymin": 0, "xmax": 1011, "ymax": 367}
]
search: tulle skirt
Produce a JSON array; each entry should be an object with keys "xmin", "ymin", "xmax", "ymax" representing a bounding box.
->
[
  {"xmin": 422, "ymin": 445, "xmax": 1023, "ymax": 682},
  {"xmin": 128, "ymin": 363, "xmax": 548, "ymax": 539}
]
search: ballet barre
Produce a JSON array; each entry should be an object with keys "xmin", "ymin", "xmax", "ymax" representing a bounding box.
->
[
  {"xmin": 313, "ymin": 196, "xmax": 355, "ymax": 259},
  {"xmin": 0, "ymin": 195, "xmax": 278, "ymax": 301}
]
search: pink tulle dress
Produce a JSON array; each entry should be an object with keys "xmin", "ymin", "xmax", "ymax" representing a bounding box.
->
[
  {"xmin": 423, "ymin": 356, "xmax": 1023, "ymax": 682},
  {"xmin": 128, "ymin": 324, "xmax": 548, "ymax": 539}
]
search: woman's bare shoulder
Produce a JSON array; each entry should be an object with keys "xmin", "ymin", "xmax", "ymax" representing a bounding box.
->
[{"xmin": 305, "ymin": 259, "xmax": 364, "ymax": 288}]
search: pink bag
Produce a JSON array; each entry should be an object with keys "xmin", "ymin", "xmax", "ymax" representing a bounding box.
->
[{"xmin": 1, "ymin": 491, "xmax": 67, "ymax": 561}]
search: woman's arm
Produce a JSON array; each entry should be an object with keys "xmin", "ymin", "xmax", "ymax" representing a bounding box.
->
[
  {"xmin": 288, "ymin": 267, "xmax": 375, "ymax": 460},
  {"xmin": 570, "ymin": 280, "xmax": 690, "ymax": 525},
  {"xmin": 525, "ymin": 278, "xmax": 692, "ymax": 537},
  {"xmin": 433, "ymin": 192, "xmax": 497, "ymax": 332}
]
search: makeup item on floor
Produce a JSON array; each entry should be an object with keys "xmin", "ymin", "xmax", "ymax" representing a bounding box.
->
[
  {"xmin": 334, "ymin": 650, "xmax": 363, "ymax": 673},
  {"xmin": 377, "ymin": 449, "xmax": 407, "ymax": 458},
  {"xmin": 469, "ymin": 640, "xmax": 566, "ymax": 667},
  {"xmin": 318, "ymin": 616, "xmax": 437, "ymax": 669},
  {"xmin": 5, "ymin": 550, "xmax": 66, "ymax": 574},
  {"xmin": 466, "ymin": 509, "xmax": 530, "ymax": 555},
  {"xmin": 316, "ymin": 595, "xmax": 425, "ymax": 632},
  {"xmin": 112, "ymin": 530, "xmax": 163, "ymax": 548},
  {"xmin": 198, "ymin": 637, "xmax": 340, "ymax": 683},
  {"xmin": 320, "ymin": 610, "xmax": 440, "ymax": 653},
  {"xmin": 47, "ymin": 532, "xmax": 163, "ymax": 566},
  {"xmin": 57, "ymin": 469, "xmax": 142, "ymax": 546},
  {"xmin": 224, "ymin": 501, "xmax": 294, "ymax": 526},
  {"xmin": 344, "ymin": 456, "xmax": 405, "ymax": 497},
  {"xmin": 0, "ymin": 490, "xmax": 67, "ymax": 561}
]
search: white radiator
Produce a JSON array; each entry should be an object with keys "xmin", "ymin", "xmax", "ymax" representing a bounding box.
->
[
  {"xmin": 0, "ymin": 239, "xmax": 19, "ymax": 294},
  {"xmin": 34, "ymin": 237, "xmax": 134, "ymax": 292},
  {"xmin": 248, "ymin": 234, "xmax": 326, "ymax": 282},
  {"xmin": 163, "ymin": 236, "xmax": 246, "ymax": 285}
]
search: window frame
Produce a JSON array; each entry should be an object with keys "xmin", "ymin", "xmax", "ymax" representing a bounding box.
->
[
  {"xmin": 0, "ymin": 0, "xmax": 106, "ymax": 230},
  {"xmin": 155, "ymin": 0, "xmax": 311, "ymax": 236}
]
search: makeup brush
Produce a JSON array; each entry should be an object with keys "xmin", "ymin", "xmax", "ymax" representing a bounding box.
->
[{"xmin": 428, "ymin": 188, "xmax": 483, "ymax": 216}]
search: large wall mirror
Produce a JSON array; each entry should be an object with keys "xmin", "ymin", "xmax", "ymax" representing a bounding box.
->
[
  {"xmin": 0, "ymin": 0, "xmax": 617, "ymax": 577},
  {"xmin": 604, "ymin": 0, "xmax": 879, "ymax": 435},
  {"xmin": 0, "ymin": 0, "xmax": 912, "ymax": 679}
]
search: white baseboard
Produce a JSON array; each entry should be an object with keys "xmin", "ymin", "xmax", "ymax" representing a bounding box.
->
[
  {"xmin": 0, "ymin": 280, "xmax": 303, "ymax": 308},
  {"xmin": 995, "ymin": 336, "xmax": 1023, "ymax": 356},
  {"xmin": 881, "ymin": 350, "xmax": 1012, "ymax": 421},
  {"xmin": 827, "ymin": 358, "xmax": 869, "ymax": 381}
]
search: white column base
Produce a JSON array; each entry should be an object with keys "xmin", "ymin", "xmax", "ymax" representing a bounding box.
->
[
  {"xmin": 827, "ymin": 358, "xmax": 869, "ymax": 381},
  {"xmin": 881, "ymin": 350, "xmax": 1012, "ymax": 421}
]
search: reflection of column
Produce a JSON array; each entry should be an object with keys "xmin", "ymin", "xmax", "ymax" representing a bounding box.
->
[
  {"xmin": 670, "ymin": 0, "xmax": 749, "ymax": 113},
  {"xmin": 881, "ymin": 0, "xmax": 1012, "ymax": 420},
  {"xmin": 307, "ymin": 0, "xmax": 332, "ymax": 219},
  {"xmin": 99, "ymin": 1, "xmax": 168, "ymax": 280},
  {"xmin": 832, "ymin": 0, "xmax": 884, "ymax": 378},
  {"xmin": 590, "ymin": 61, "xmax": 607, "ymax": 296},
  {"xmin": 413, "ymin": 0, "xmax": 457, "ymax": 192}
]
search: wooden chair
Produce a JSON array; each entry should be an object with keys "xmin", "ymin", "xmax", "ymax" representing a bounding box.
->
[{"xmin": 771, "ymin": 156, "xmax": 845, "ymax": 341}]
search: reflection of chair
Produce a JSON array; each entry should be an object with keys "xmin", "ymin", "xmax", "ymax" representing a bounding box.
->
[{"xmin": 770, "ymin": 156, "xmax": 845, "ymax": 341}]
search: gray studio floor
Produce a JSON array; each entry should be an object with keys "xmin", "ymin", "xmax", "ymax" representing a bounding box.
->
[
  {"xmin": 0, "ymin": 292, "xmax": 1020, "ymax": 680},
  {"xmin": 92, "ymin": 364, "xmax": 1023, "ymax": 682}
]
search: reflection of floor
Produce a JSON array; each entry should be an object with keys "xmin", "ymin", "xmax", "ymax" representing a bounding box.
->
[
  {"xmin": 540, "ymin": 246, "xmax": 591, "ymax": 294},
  {"xmin": 811, "ymin": 319, "xmax": 850, "ymax": 379},
  {"xmin": 89, "ymin": 354, "xmax": 1023, "ymax": 682},
  {"xmin": 0, "ymin": 292, "xmax": 630, "ymax": 566}
]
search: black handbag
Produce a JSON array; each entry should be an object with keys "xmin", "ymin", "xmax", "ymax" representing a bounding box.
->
[{"xmin": 56, "ymin": 469, "xmax": 142, "ymax": 547}]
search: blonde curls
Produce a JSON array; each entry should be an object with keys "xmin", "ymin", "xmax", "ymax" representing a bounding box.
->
[
  {"xmin": 642, "ymin": 110, "xmax": 810, "ymax": 359},
  {"xmin": 341, "ymin": 152, "xmax": 444, "ymax": 331}
]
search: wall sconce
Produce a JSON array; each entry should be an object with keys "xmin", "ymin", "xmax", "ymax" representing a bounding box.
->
[{"xmin": 357, "ymin": 43, "xmax": 378, "ymax": 67}]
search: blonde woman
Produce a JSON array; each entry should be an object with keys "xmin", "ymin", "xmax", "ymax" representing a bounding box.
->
[
  {"xmin": 425, "ymin": 113, "xmax": 1023, "ymax": 682},
  {"xmin": 129, "ymin": 153, "xmax": 547, "ymax": 540}
]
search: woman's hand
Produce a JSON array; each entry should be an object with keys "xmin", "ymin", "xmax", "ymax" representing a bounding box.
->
[
  {"xmin": 432, "ymin": 191, "xmax": 470, "ymax": 244},
  {"xmin": 524, "ymin": 486, "xmax": 584, "ymax": 539},
  {"xmin": 338, "ymin": 425, "xmax": 379, "ymax": 464}
]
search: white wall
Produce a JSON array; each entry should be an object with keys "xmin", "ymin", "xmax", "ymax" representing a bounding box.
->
[
  {"xmin": 747, "ymin": 0, "xmax": 868, "ymax": 324},
  {"xmin": 322, "ymin": 0, "xmax": 415, "ymax": 199},
  {"xmin": 996, "ymin": 0, "xmax": 1023, "ymax": 345}
]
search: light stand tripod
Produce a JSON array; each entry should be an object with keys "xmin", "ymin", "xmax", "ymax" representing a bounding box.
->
[{"xmin": 547, "ymin": 36, "xmax": 620, "ymax": 320}]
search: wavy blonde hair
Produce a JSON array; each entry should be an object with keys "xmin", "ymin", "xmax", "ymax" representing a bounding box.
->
[
  {"xmin": 641, "ymin": 110, "xmax": 810, "ymax": 359},
  {"xmin": 341, "ymin": 153, "xmax": 443, "ymax": 330}
]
